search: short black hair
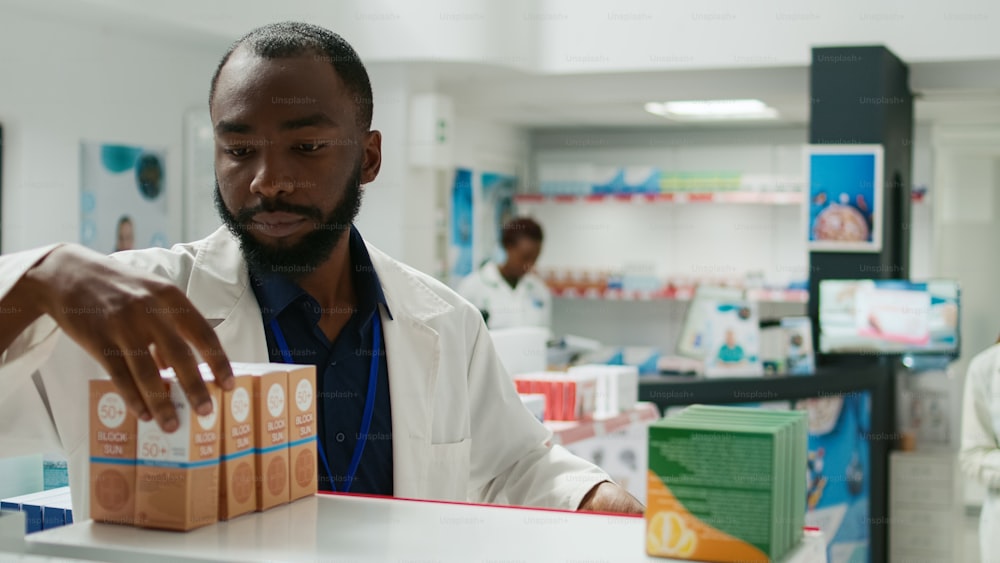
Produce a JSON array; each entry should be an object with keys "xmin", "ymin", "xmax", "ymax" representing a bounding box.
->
[
  {"xmin": 208, "ymin": 22, "xmax": 373, "ymax": 130},
  {"xmin": 501, "ymin": 217, "xmax": 544, "ymax": 249}
]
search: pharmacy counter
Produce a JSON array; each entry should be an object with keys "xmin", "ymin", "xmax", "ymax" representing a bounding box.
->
[{"xmin": 19, "ymin": 493, "xmax": 826, "ymax": 562}]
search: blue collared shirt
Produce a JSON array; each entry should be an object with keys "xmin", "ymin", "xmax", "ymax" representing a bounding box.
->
[{"xmin": 250, "ymin": 225, "xmax": 393, "ymax": 495}]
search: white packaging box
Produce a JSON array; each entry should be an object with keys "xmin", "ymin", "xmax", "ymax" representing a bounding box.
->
[{"xmin": 568, "ymin": 365, "xmax": 639, "ymax": 417}]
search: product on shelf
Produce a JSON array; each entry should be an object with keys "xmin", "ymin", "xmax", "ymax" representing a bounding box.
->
[
  {"xmin": 567, "ymin": 364, "xmax": 639, "ymax": 417},
  {"xmin": 89, "ymin": 380, "xmax": 138, "ymax": 526},
  {"xmin": 218, "ymin": 373, "xmax": 256, "ymax": 521},
  {"xmin": 543, "ymin": 269, "xmax": 807, "ymax": 303},
  {"xmin": 3, "ymin": 487, "xmax": 74, "ymax": 534},
  {"xmin": 513, "ymin": 372, "xmax": 598, "ymax": 421},
  {"xmin": 646, "ymin": 406, "xmax": 806, "ymax": 562},
  {"xmin": 88, "ymin": 363, "xmax": 317, "ymax": 533},
  {"xmin": 134, "ymin": 377, "xmax": 222, "ymax": 531},
  {"xmin": 244, "ymin": 365, "xmax": 291, "ymax": 512},
  {"xmin": 287, "ymin": 365, "xmax": 318, "ymax": 502}
]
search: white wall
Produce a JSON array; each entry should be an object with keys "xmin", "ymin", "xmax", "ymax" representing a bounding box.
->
[
  {"xmin": 38, "ymin": 0, "xmax": 1000, "ymax": 73},
  {"xmin": 534, "ymin": 0, "xmax": 1000, "ymax": 73},
  {"xmin": 444, "ymin": 115, "xmax": 531, "ymax": 280},
  {"xmin": 928, "ymin": 125, "xmax": 1000, "ymax": 510},
  {"xmin": 353, "ymin": 63, "xmax": 412, "ymax": 260},
  {"xmin": 0, "ymin": 10, "xmax": 478, "ymax": 275},
  {"xmin": 931, "ymin": 126, "xmax": 1000, "ymax": 379},
  {"xmin": 454, "ymin": 117, "xmax": 529, "ymax": 176},
  {"xmin": 40, "ymin": 0, "xmax": 542, "ymax": 73},
  {"xmin": 356, "ymin": 66, "xmax": 534, "ymax": 276},
  {"xmin": 0, "ymin": 7, "xmax": 226, "ymax": 253}
]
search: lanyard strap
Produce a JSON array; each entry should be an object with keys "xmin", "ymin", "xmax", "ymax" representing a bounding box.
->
[{"xmin": 268, "ymin": 312, "xmax": 381, "ymax": 493}]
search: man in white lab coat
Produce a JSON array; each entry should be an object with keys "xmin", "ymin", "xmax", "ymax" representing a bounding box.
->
[
  {"xmin": 0, "ymin": 22, "xmax": 642, "ymax": 518},
  {"xmin": 458, "ymin": 217, "xmax": 552, "ymax": 331}
]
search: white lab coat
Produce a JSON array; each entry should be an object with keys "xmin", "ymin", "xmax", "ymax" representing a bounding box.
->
[
  {"xmin": 457, "ymin": 262, "xmax": 552, "ymax": 331},
  {"xmin": 959, "ymin": 343, "xmax": 1000, "ymax": 563},
  {"xmin": 0, "ymin": 228, "xmax": 607, "ymax": 517}
]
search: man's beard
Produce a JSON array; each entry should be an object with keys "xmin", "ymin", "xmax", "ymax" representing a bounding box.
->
[{"xmin": 214, "ymin": 166, "xmax": 363, "ymax": 279}]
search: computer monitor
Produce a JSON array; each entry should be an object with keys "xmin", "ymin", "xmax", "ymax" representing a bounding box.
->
[
  {"xmin": 818, "ymin": 279, "xmax": 960, "ymax": 357},
  {"xmin": 676, "ymin": 285, "xmax": 747, "ymax": 360}
]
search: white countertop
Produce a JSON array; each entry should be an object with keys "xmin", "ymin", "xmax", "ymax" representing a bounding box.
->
[{"xmin": 21, "ymin": 493, "xmax": 825, "ymax": 563}]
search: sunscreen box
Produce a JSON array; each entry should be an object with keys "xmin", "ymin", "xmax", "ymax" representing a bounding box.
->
[
  {"xmin": 218, "ymin": 373, "xmax": 257, "ymax": 520},
  {"xmin": 135, "ymin": 377, "xmax": 222, "ymax": 531},
  {"xmin": 284, "ymin": 364, "xmax": 318, "ymax": 501},
  {"xmin": 229, "ymin": 363, "xmax": 290, "ymax": 511},
  {"xmin": 89, "ymin": 379, "xmax": 138, "ymax": 526}
]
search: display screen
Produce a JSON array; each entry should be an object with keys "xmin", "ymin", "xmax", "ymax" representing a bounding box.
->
[
  {"xmin": 675, "ymin": 286, "xmax": 746, "ymax": 360},
  {"xmin": 818, "ymin": 279, "xmax": 959, "ymax": 356}
]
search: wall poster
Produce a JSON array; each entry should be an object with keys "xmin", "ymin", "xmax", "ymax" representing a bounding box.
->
[
  {"xmin": 80, "ymin": 141, "xmax": 168, "ymax": 253},
  {"xmin": 806, "ymin": 145, "xmax": 883, "ymax": 253}
]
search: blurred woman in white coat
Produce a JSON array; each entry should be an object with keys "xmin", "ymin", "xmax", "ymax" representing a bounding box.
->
[
  {"xmin": 959, "ymin": 339, "xmax": 1000, "ymax": 563},
  {"xmin": 458, "ymin": 217, "xmax": 551, "ymax": 331}
]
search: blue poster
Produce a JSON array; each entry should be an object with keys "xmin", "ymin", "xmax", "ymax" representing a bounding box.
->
[
  {"xmin": 450, "ymin": 168, "xmax": 474, "ymax": 280},
  {"xmin": 80, "ymin": 142, "xmax": 169, "ymax": 253},
  {"xmin": 480, "ymin": 172, "xmax": 517, "ymax": 265},
  {"xmin": 795, "ymin": 392, "xmax": 871, "ymax": 563},
  {"xmin": 807, "ymin": 146, "xmax": 882, "ymax": 253}
]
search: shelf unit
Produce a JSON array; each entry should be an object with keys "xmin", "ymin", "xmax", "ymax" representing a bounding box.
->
[
  {"xmin": 549, "ymin": 286, "xmax": 808, "ymax": 303},
  {"xmin": 517, "ymin": 190, "xmax": 925, "ymax": 206},
  {"xmin": 515, "ymin": 191, "xmax": 805, "ymax": 205}
]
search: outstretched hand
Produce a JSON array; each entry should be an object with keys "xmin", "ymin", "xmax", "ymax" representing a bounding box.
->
[
  {"xmin": 4, "ymin": 244, "xmax": 234, "ymax": 431},
  {"xmin": 577, "ymin": 481, "xmax": 645, "ymax": 515}
]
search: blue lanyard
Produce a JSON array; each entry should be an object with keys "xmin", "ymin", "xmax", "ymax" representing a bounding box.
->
[{"xmin": 268, "ymin": 312, "xmax": 381, "ymax": 493}]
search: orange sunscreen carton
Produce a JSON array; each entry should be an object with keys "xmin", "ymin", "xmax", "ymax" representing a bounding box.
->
[{"xmin": 89, "ymin": 379, "xmax": 137, "ymax": 525}]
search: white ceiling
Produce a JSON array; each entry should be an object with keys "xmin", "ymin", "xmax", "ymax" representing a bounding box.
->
[
  {"xmin": 433, "ymin": 59, "xmax": 1000, "ymax": 129},
  {"xmin": 10, "ymin": 0, "xmax": 1000, "ymax": 130}
]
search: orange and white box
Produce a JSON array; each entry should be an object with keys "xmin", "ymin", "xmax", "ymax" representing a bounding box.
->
[
  {"xmin": 284, "ymin": 364, "xmax": 318, "ymax": 501},
  {"xmin": 217, "ymin": 372, "xmax": 257, "ymax": 520},
  {"xmin": 89, "ymin": 379, "xmax": 138, "ymax": 526},
  {"xmin": 135, "ymin": 377, "xmax": 222, "ymax": 531},
  {"xmin": 229, "ymin": 363, "xmax": 290, "ymax": 511}
]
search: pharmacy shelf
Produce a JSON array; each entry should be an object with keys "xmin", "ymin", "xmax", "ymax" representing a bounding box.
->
[
  {"xmin": 515, "ymin": 191, "xmax": 804, "ymax": 205},
  {"xmin": 545, "ymin": 402, "xmax": 660, "ymax": 446},
  {"xmin": 518, "ymin": 190, "xmax": 925, "ymax": 205},
  {"xmin": 549, "ymin": 286, "xmax": 809, "ymax": 304}
]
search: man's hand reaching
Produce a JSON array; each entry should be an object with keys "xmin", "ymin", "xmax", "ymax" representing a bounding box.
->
[
  {"xmin": 1, "ymin": 244, "xmax": 234, "ymax": 431},
  {"xmin": 577, "ymin": 481, "xmax": 645, "ymax": 515}
]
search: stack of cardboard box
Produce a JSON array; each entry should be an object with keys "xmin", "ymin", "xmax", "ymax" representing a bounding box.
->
[{"xmin": 89, "ymin": 363, "xmax": 317, "ymax": 531}]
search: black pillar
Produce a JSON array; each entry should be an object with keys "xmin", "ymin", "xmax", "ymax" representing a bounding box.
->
[
  {"xmin": 808, "ymin": 44, "xmax": 913, "ymax": 563},
  {"xmin": 808, "ymin": 45, "xmax": 914, "ymax": 362}
]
